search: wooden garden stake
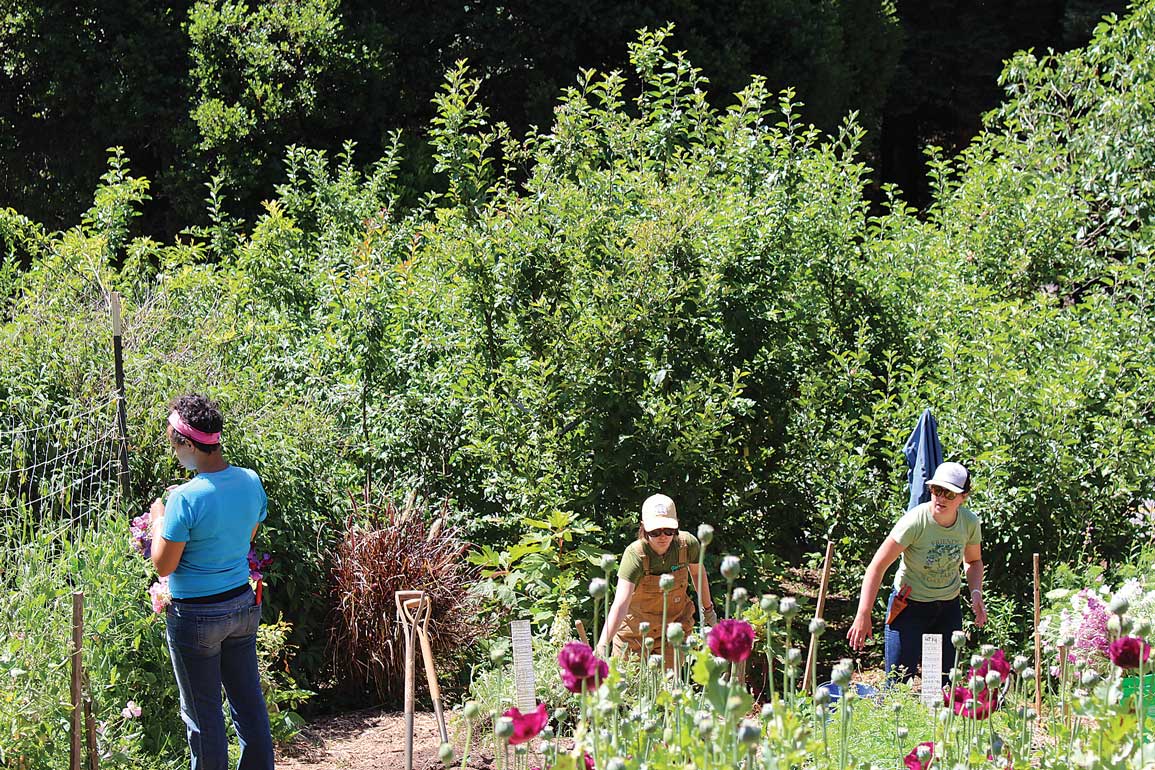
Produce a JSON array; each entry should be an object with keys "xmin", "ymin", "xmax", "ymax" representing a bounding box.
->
[
  {"xmin": 83, "ymin": 672, "xmax": 99, "ymax": 770},
  {"xmin": 803, "ymin": 539, "xmax": 835, "ymax": 693},
  {"xmin": 1034, "ymin": 553, "xmax": 1042, "ymax": 715},
  {"xmin": 574, "ymin": 619, "xmax": 589, "ymax": 646},
  {"xmin": 70, "ymin": 591, "xmax": 84, "ymax": 770}
]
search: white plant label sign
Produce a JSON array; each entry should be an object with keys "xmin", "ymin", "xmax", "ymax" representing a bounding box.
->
[
  {"xmin": 921, "ymin": 633, "xmax": 943, "ymax": 707},
  {"xmin": 511, "ymin": 619, "xmax": 536, "ymax": 711}
]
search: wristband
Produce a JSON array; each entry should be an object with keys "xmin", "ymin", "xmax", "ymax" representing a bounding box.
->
[{"xmin": 970, "ymin": 589, "xmax": 982, "ymax": 598}]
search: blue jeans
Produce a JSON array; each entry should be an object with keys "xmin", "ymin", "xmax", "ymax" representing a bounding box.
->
[
  {"xmin": 165, "ymin": 587, "xmax": 273, "ymax": 770},
  {"xmin": 883, "ymin": 591, "xmax": 962, "ymax": 685}
]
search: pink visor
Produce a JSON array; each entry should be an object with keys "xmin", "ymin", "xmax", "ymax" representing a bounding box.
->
[{"xmin": 168, "ymin": 412, "xmax": 221, "ymax": 445}]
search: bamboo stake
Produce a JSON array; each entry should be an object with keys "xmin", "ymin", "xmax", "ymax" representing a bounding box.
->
[
  {"xmin": 1034, "ymin": 553, "xmax": 1042, "ymax": 716},
  {"xmin": 803, "ymin": 539, "xmax": 836, "ymax": 692},
  {"xmin": 110, "ymin": 293, "xmax": 130, "ymax": 502},
  {"xmin": 70, "ymin": 592, "xmax": 84, "ymax": 770}
]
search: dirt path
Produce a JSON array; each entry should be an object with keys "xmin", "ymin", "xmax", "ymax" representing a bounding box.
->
[{"xmin": 276, "ymin": 709, "xmax": 476, "ymax": 770}]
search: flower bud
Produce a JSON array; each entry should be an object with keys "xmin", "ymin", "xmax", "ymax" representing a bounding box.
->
[
  {"xmin": 760, "ymin": 703, "xmax": 774, "ymax": 719},
  {"xmin": 638, "ymin": 621, "xmax": 651, "ymax": 636},
  {"xmin": 815, "ymin": 686, "xmax": 832, "ymax": 706},
  {"xmin": 490, "ymin": 646, "xmax": 507, "ymax": 666},
  {"xmin": 897, "ymin": 727, "xmax": 908, "ymax": 741},
  {"xmin": 969, "ymin": 675, "xmax": 985, "ymax": 694},
  {"xmin": 600, "ymin": 553, "xmax": 616, "ymax": 572},
  {"xmin": 985, "ymin": 670, "xmax": 1001, "ymax": 689},
  {"xmin": 891, "ymin": 702, "xmax": 902, "ymax": 714},
  {"xmin": 1026, "ymin": 708, "xmax": 1037, "ymax": 722},
  {"xmin": 495, "ymin": 717, "xmax": 514, "ymax": 740},
  {"xmin": 916, "ymin": 745, "xmax": 931, "ymax": 763},
  {"xmin": 809, "ymin": 618, "xmax": 827, "ymax": 637},
  {"xmin": 660, "ymin": 573, "xmax": 676, "ymax": 592},
  {"xmin": 1022, "ymin": 667, "xmax": 1035, "ymax": 682},
  {"xmin": 1081, "ymin": 670, "xmax": 1100, "ymax": 687},
  {"xmin": 667, "ymin": 623, "xmax": 685, "ymax": 644},
  {"xmin": 980, "ymin": 644, "xmax": 995, "ymax": 659},
  {"xmin": 540, "ymin": 726, "xmax": 555, "ymax": 740},
  {"xmin": 697, "ymin": 715, "xmax": 715, "ymax": 739},
  {"xmin": 786, "ymin": 647, "xmax": 803, "ymax": 666},
  {"xmin": 439, "ymin": 743, "xmax": 455, "ymax": 763},
  {"xmin": 539, "ymin": 740, "xmax": 553, "ymax": 755},
  {"xmin": 1137, "ymin": 620, "xmax": 1152, "ymax": 637},
  {"xmin": 552, "ymin": 707, "xmax": 567, "ymax": 723},
  {"xmin": 780, "ymin": 597, "xmax": 798, "ymax": 618},
  {"xmin": 643, "ymin": 636, "xmax": 655, "ymax": 651},
  {"xmin": 463, "ymin": 701, "xmax": 481, "ymax": 721},
  {"xmin": 970, "ymin": 654, "xmax": 984, "ymax": 669},
  {"xmin": 721, "ymin": 555, "xmax": 741, "ymax": 580},
  {"xmin": 738, "ymin": 720, "xmax": 761, "ymax": 745},
  {"xmin": 1012, "ymin": 655, "xmax": 1028, "ymax": 673},
  {"xmin": 697, "ymin": 524, "xmax": 715, "ymax": 546},
  {"xmin": 831, "ymin": 664, "xmax": 852, "ymax": 688},
  {"xmin": 1109, "ymin": 595, "xmax": 1130, "ymax": 617},
  {"xmin": 589, "ymin": 578, "xmax": 608, "ymax": 599},
  {"xmin": 1108, "ymin": 615, "xmax": 1122, "ymax": 636},
  {"xmin": 760, "ymin": 594, "xmax": 780, "ymax": 613},
  {"xmin": 648, "ymin": 655, "xmax": 662, "ymax": 670},
  {"xmin": 951, "ymin": 630, "xmax": 967, "ymax": 648},
  {"xmin": 733, "ymin": 587, "xmax": 749, "ymax": 607}
]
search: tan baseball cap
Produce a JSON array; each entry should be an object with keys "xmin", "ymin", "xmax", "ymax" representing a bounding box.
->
[{"xmin": 641, "ymin": 494, "xmax": 679, "ymax": 532}]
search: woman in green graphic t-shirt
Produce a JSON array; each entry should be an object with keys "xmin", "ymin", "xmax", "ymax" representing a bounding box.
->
[{"xmin": 846, "ymin": 462, "xmax": 987, "ymax": 683}]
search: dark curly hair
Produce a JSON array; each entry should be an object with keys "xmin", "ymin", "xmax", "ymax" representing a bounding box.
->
[{"xmin": 168, "ymin": 393, "xmax": 223, "ymax": 452}]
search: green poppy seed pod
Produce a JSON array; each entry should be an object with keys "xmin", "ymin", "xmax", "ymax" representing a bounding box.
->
[
  {"xmin": 659, "ymin": 573, "xmax": 676, "ymax": 592},
  {"xmin": 760, "ymin": 594, "xmax": 780, "ymax": 613},
  {"xmin": 644, "ymin": 719, "xmax": 659, "ymax": 734},
  {"xmin": 951, "ymin": 630, "xmax": 967, "ymax": 648},
  {"xmin": 1122, "ymin": 617, "xmax": 1135, "ymax": 635},
  {"xmin": 786, "ymin": 647, "xmax": 803, "ymax": 666},
  {"xmin": 891, "ymin": 702, "xmax": 902, "ymax": 715},
  {"xmin": 1108, "ymin": 615, "xmax": 1122, "ymax": 636},
  {"xmin": 815, "ymin": 704, "xmax": 827, "ymax": 719},
  {"xmin": 638, "ymin": 621, "xmax": 651, "ymax": 636},
  {"xmin": 738, "ymin": 720, "xmax": 761, "ymax": 745},
  {"xmin": 1109, "ymin": 595, "xmax": 1130, "ymax": 616},
  {"xmin": 698, "ymin": 524, "xmax": 715, "ymax": 546},
  {"xmin": 697, "ymin": 716, "xmax": 715, "ymax": 739},
  {"xmin": 494, "ymin": 717, "xmax": 514, "ymax": 740},
  {"xmin": 662, "ymin": 726, "xmax": 675, "ymax": 743},
  {"xmin": 643, "ymin": 636, "xmax": 655, "ymax": 651},
  {"xmin": 948, "ymin": 667, "xmax": 961, "ymax": 683},
  {"xmin": 815, "ymin": 686, "xmax": 832, "ymax": 706},
  {"xmin": 600, "ymin": 553, "xmax": 616, "ymax": 572},
  {"xmin": 463, "ymin": 701, "xmax": 481, "ymax": 721},
  {"xmin": 1081, "ymin": 670, "xmax": 1100, "ymax": 687},
  {"xmin": 1013, "ymin": 655, "xmax": 1028, "ymax": 673},
  {"xmin": 809, "ymin": 618, "xmax": 827, "ymax": 637},
  {"xmin": 897, "ymin": 727, "xmax": 908, "ymax": 741},
  {"xmin": 969, "ymin": 675, "xmax": 985, "ymax": 694},
  {"xmin": 1023, "ymin": 667, "xmax": 1035, "ymax": 682},
  {"xmin": 916, "ymin": 745, "xmax": 931, "ymax": 763},
  {"xmin": 597, "ymin": 701, "xmax": 614, "ymax": 717},
  {"xmin": 1059, "ymin": 634, "xmax": 1076, "ymax": 648},
  {"xmin": 937, "ymin": 707, "xmax": 950, "ymax": 725},
  {"xmin": 733, "ymin": 587, "xmax": 749, "ymax": 607},
  {"xmin": 552, "ymin": 707, "xmax": 567, "ymax": 723},
  {"xmin": 666, "ymin": 622, "xmax": 685, "ymax": 644},
  {"xmin": 985, "ymin": 670, "xmax": 1001, "ymax": 689},
  {"xmin": 1137, "ymin": 620, "xmax": 1152, "ymax": 637},
  {"xmin": 648, "ymin": 654, "xmax": 662, "ymax": 670},
  {"xmin": 760, "ymin": 702, "xmax": 774, "ymax": 719},
  {"xmin": 980, "ymin": 644, "xmax": 995, "ymax": 659},
  {"xmin": 721, "ymin": 555, "xmax": 741, "ymax": 580},
  {"xmin": 439, "ymin": 743, "xmax": 455, "ymax": 764},
  {"xmin": 589, "ymin": 577, "xmax": 608, "ymax": 599},
  {"xmin": 539, "ymin": 740, "xmax": 554, "ymax": 755},
  {"xmin": 780, "ymin": 597, "xmax": 798, "ymax": 618},
  {"xmin": 1026, "ymin": 708, "xmax": 1037, "ymax": 722},
  {"xmin": 540, "ymin": 726, "xmax": 555, "ymax": 740},
  {"xmin": 970, "ymin": 654, "xmax": 983, "ymax": 668},
  {"xmin": 490, "ymin": 646, "xmax": 507, "ymax": 666},
  {"xmin": 831, "ymin": 664, "xmax": 851, "ymax": 688},
  {"xmin": 606, "ymin": 759, "xmax": 626, "ymax": 770}
]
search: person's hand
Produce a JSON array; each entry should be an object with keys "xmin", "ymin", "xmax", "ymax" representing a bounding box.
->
[
  {"xmin": 594, "ymin": 642, "xmax": 607, "ymax": 659},
  {"xmin": 702, "ymin": 604, "xmax": 718, "ymax": 627},
  {"xmin": 149, "ymin": 498, "xmax": 165, "ymax": 534},
  {"xmin": 972, "ymin": 592, "xmax": 988, "ymax": 627},
  {"xmin": 847, "ymin": 611, "xmax": 873, "ymax": 651}
]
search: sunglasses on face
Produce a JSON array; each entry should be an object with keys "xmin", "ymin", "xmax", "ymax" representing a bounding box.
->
[
  {"xmin": 929, "ymin": 485, "xmax": 960, "ymax": 501},
  {"xmin": 646, "ymin": 528, "xmax": 677, "ymax": 538}
]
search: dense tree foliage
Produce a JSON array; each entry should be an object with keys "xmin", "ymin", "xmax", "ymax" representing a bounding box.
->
[{"xmin": 0, "ymin": 0, "xmax": 1130, "ymax": 238}]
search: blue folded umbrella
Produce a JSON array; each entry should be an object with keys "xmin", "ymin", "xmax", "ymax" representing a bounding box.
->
[{"xmin": 903, "ymin": 409, "xmax": 943, "ymax": 511}]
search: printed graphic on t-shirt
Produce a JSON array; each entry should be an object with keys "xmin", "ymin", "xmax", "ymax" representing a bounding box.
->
[{"xmin": 923, "ymin": 541, "xmax": 962, "ymax": 589}]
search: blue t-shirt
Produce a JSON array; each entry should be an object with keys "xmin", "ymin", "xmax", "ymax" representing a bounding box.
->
[{"xmin": 161, "ymin": 465, "xmax": 268, "ymax": 599}]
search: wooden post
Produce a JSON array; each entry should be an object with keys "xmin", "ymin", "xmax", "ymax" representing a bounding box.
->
[
  {"xmin": 110, "ymin": 293, "xmax": 130, "ymax": 503},
  {"xmin": 1033, "ymin": 553, "xmax": 1042, "ymax": 716},
  {"xmin": 574, "ymin": 619, "xmax": 589, "ymax": 646},
  {"xmin": 803, "ymin": 539, "xmax": 836, "ymax": 692},
  {"xmin": 70, "ymin": 592, "xmax": 84, "ymax": 770},
  {"xmin": 83, "ymin": 672, "xmax": 100, "ymax": 770}
]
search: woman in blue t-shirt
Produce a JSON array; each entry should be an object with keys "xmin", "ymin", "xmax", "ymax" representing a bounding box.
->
[{"xmin": 150, "ymin": 394, "xmax": 273, "ymax": 770}]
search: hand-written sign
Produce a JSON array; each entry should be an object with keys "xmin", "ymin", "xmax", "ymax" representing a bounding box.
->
[
  {"xmin": 921, "ymin": 634, "xmax": 943, "ymax": 708},
  {"xmin": 510, "ymin": 620, "xmax": 536, "ymax": 711}
]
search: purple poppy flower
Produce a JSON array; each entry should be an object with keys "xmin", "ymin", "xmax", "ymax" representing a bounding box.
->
[
  {"xmin": 903, "ymin": 741, "xmax": 933, "ymax": 770},
  {"xmin": 1108, "ymin": 636, "xmax": 1152, "ymax": 670},
  {"xmin": 707, "ymin": 619, "xmax": 755, "ymax": 663},
  {"xmin": 503, "ymin": 703, "xmax": 548, "ymax": 746}
]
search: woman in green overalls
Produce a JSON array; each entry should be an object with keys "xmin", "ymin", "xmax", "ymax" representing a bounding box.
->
[{"xmin": 595, "ymin": 494, "xmax": 717, "ymax": 667}]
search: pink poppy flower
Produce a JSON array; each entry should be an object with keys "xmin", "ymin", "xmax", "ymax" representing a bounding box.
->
[
  {"xmin": 503, "ymin": 703, "xmax": 548, "ymax": 746},
  {"xmin": 558, "ymin": 642, "xmax": 608, "ymax": 693},
  {"xmin": 903, "ymin": 741, "xmax": 933, "ymax": 770},
  {"xmin": 1109, "ymin": 636, "xmax": 1152, "ymax": 670},
  {"xmin": 945, "ymin": 685, "xmax": 997, "ymax": 720},
  {"xmin": 707, "ymin": 619, "xmax": 755, "ymax": 663}
]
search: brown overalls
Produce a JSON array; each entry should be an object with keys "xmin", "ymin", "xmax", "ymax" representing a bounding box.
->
[{"xmin": 612, "ymin": 532, "xmax": 696, "ymax": 668}]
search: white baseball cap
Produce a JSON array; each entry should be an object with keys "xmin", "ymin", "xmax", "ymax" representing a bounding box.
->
[
  {"xmin": 641, "ymin": 494, "xmax": 679, "ymax": 532},
  {"xmin": 927, "ymin": 462, "xmax": 971, "ymax": 494}
]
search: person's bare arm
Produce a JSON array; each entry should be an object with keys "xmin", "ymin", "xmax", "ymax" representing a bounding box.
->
[
  {"xmin": 964, "ymin": 543, "xmax": 986, "ymax": 626},
  {"xmin": 846, "ymin": 537, "xmax": 905, "ymax": 650},
  {"xmin": 595, "ymin": 577, "xmax": 636, "ymax": 657}
]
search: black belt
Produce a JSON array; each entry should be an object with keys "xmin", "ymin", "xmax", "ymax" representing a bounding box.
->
[{"xmin": 171, "ymin": 583, "xmax": 250, "ymax": 605}]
